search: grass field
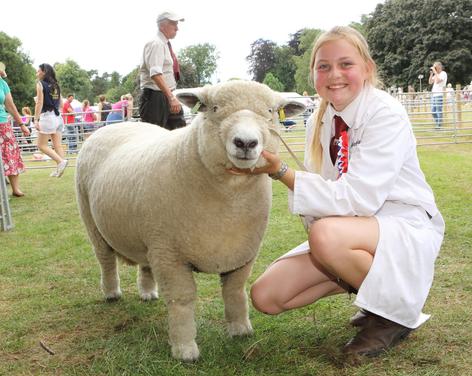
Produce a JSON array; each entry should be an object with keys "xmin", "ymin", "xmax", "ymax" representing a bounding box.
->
[{"xmin": 0, "ymin": 144, "xmax": 471, "ymax": 375}]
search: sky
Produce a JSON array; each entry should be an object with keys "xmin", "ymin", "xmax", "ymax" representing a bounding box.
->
[{"xmin": 2, "ymin": 0, "xmax": 383, "ymax": 82}]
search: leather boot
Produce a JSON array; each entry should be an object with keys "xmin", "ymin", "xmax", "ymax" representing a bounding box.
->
[
  {"xmin": 343, "ymin": 314, "xmax": 413, "ymax": 357},
  {"xmin": 349, "ymin": 309, "xmax": 371, "ymax": 327}
]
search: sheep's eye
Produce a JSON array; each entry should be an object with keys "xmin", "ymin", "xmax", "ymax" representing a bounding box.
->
[
  {"xmin": 268, "ymin": 108, "xmax": 273, "ymax": 113},
  {"xmin": 213, "ymin": 105, "xmax": 218, "ymax": 112}
]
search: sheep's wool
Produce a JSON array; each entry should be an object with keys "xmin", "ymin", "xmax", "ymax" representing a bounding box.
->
[{"xmin": 75, "ymin": 80, "xmax": 305, "ymax": 361}]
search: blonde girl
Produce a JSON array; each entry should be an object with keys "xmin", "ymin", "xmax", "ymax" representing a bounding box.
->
[{"xmin": 230, "ymin": 26, "xmax": 444, "ymax": 358}]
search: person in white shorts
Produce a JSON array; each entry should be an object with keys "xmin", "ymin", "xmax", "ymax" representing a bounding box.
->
[
  {"xmin": 33, "ymin": 63, "xmax": 68, "ymax": 177},
  {"xmin": 228, "ymin": 26, "xmax": 444, "ymax": 358}
]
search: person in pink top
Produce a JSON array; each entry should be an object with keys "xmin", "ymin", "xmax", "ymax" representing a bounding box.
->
[
  {"xmin": 82, "ymin": 99, "xmax": 97, "ymax": 137},
  {"xmin": 105, "ymin": 94, "xmax": 134, "ymax": 125}
]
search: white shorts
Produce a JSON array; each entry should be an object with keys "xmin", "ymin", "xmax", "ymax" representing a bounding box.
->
[{"xmin": 38, "ymin": 111, "xmax": 64, "ymax": 134}]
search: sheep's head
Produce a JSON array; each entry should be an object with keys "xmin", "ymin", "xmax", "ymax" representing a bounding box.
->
[{"xmin": 176, "ymin": 81, "xmax": 305, "ymax": 170}]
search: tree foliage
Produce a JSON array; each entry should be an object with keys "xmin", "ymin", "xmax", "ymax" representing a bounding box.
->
[
  {"xmin": 287, "ymin": 29, "xmax": 306, "ymax": 56},
  {"xmin": 55, "ymin": 60, "xmax": 93, "ymax": 100},
  {"xmin": 178, "ymin": 43, "xmax": 219, "ymax": 87},
  {"xmin": 247, "ymin": 39, "xmax": 277, "ymax": 83},
  {"xmin": 263, "ymin": 72, "xmax": 284, "ymax": 92},
  {"xmin": 293, "ymin": 29, "xmax": 323, "ymax": 95},
  {"xmin": 366, "ymin": 0, "xmax": 472, "ymax": 88},
  {"xmin": 271, "ymin": 46, "xmax": 297, "ymax": 92},
  {"xmin": 0, "ymin": 32, "xmax": 36, "ymax": 108}
]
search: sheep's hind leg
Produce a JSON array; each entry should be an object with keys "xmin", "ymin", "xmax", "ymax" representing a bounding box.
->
[
  {"xmin": 88, "ymin": 225, "xmax": 121, "ymax": 300},
  {"xmin": 137, "ymin": 265, "xmax": 158, "ymax": 301},
  {"xmin": 220, "ymin": 260, "xmax": 255, "ymax": 337},
  {"xmin": 149, "ymin": 253, "xmax": 199, "ymax": 361}
]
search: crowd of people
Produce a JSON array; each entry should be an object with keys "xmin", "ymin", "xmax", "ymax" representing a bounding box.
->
[{"xmin": 0, "ymin": 60, "xmax": 136, "ymax": 198}]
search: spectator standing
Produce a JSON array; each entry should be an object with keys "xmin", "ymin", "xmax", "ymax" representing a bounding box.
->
[
  {"xmin": 21, "ymin": 106, "xmax": 33, "ymax": 135},
  {"xmin": 97, "ymin": 95, "xmax": 112, "ymax": 125},
  {"xmin": 139, "ymin": 11, "xmax": 186, "ymax": 130},
  {"xmin": 33, "ymin": 63, "xmax": 68, "ymax": 177},
  {"xmin": 106, "ymin": 94, "xmax": 134, "ymax": 124},
  {"xmin": 81, "ymin": 99, "xmax": 97, "ymax": 137},
  {"xmin": 428, "ymin": 61, "xmax": 447, "ymax": 128},
  {"xmin": 20, "ymin": 106, "xmax": 35, "ymax": 151},
  {"xmin": 62, "ymin": 94, "xmax": 78, "ymax": 153},
  {"xmin": 0, "ymin": 65, "xmax": 30, "ymax": 196}
]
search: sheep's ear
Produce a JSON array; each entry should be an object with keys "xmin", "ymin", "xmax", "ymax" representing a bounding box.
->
[
  {"xmin": 176, "ymin": 92, "xmax": 208, "ymax": 112},
  {"xmin": 281, "ymin": 101, "xmax": 306, "ymax": 117}
]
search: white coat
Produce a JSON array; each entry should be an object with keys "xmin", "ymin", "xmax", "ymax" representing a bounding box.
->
[{"xmin": 281, "ymin": 85, "xmax": 445, "ymax": 328}]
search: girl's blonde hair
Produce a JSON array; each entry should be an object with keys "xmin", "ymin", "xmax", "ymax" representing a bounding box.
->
[{"xmin": 308, "ymin": 26, "xmax": 380, "ymax": 172}]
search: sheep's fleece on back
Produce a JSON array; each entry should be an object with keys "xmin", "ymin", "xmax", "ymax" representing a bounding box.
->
[{"xmin": 75, "ymin": 80, "xmax": 306, "ymax": 361}]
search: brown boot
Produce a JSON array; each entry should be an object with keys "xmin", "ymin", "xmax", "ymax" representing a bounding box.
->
[
  {"xmin": 349, "ymin": 309, "xmax": 371, "ymax": 327},
  {"xmin": 343, "ymin": 314, "xmax": 412, "ymax": 357}
]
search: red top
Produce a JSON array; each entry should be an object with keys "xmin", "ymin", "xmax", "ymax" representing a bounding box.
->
[{"xmin": 62, "ymin": 101, "xmax": 75, "ymax": 124}]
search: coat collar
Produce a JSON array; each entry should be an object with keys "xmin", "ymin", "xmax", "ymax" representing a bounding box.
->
[{"xmin": 323, "ymin": 83, "xmax": 373, "ymax": 130}]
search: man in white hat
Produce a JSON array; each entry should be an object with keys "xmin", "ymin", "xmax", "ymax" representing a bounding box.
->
[{"xmin": 139, "ymin": 11, "xmax": 186, "ymax": 130}]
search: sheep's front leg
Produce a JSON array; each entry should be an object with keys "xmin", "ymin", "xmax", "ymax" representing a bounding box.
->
[
  {"xmin": 220, "ymin": 259, "xmax": 255, "ymax": 337},
  {"xmin": 150, "ymin": 256, "xmax": 199, "ymax": 361}
]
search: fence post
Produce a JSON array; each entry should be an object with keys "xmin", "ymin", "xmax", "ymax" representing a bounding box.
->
[
  {"xmin": 455, "ymin": 84, "xmax": 462, "ymax": 126},
  {"xmin": 0, "ymin": 156, "xmax": 14, "ymax": 231}
]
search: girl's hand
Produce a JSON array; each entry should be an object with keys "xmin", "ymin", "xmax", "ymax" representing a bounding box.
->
[
  {"xmin": 227, "ymin": 150, "xmax": 282, "ymax": 176},
  {"xmin": 34, "ymin": 120, "xmax": 40, "ymax": 131}
]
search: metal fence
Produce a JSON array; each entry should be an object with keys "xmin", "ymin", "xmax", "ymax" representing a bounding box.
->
[
  {"xmin": 2, "ymin": 90, "xmax": 470, "ymax": 231},
  {"xmin": 9, "ymin": 90, "xmax": 472, "ymax": 167},
  {"xmin": 269, "ymin": 90, "xmax": 472, "ymax": 155}
]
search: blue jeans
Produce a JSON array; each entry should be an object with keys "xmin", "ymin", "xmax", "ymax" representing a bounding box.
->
[
  {"xmin": 431, "ymin": 95, "xmax": 443, "ymax": 128},
  {"xmin": 65, "ymin": 124, "xmax": 78, "ymax": 151},
  {"xmin": 105, "ymin": 111, "xmax": 123, "ymax": 125}
]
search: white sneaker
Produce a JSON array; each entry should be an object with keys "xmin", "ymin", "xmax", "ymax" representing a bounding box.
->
[
  {"xmin": 50, "ymin": 170, "xmax": 59, "ymax": 177},
  {"xmin": 56, "ymin": 159, "xmax": 69, "ymax": 177}
]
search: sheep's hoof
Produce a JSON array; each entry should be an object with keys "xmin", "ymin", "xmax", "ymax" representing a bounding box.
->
[
  {"xmin": 171, "ymin": 341, "xmax": 200, "ymax": 362},
  {"xmin": 104, "ymin": 289, "xmax": 122, "ymax": 302},
  {"xmin": 227, "ymin": 320, "xmax": 253, "ymax": 337},
  {"xmin": 140, "ymin": 291, "xmax": 158, "ymax": 301}
]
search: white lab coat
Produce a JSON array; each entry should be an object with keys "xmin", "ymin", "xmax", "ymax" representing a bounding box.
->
[{"xmin": 281, "ymin": 85, "xmax": 445, "ymax": 328}]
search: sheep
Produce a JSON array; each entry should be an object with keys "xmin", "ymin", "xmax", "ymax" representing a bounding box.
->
[{"xmin": 75, "ymin": 80, "xmax": 305, "ymax": 361}]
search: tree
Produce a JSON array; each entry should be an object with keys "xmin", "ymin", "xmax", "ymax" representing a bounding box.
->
[
  {"xmin": 349, "ymin": 14, "xmax": 370, "ymax": 37},
  {"xmin": 247, "ymin": 39, "xmax": 277, "ymax": 82},
  {"xmin": 55, "ymin": 59, "xmax": 93, "ymax": 100},
  {"xmin": 0, "ymin": 32, "xmax": 36, "ymax": 108},
  {"xmin": 366, "ymin": 0, "xmax": 472, "ymax": 87},
  {"xmin": 293, "ymin": 29, "xmax": 323, "ymax": 94},
  {"xmin": 263, "ymin": 72, "xmax": 284, "ymax": 92},
  {"xmin": 89, "ymin": 70, "xmax": 113, "ymax": 101},
  {"xmin": 178, "ymin": 43, "xmax": 219, "ymax": 87},
  {"xmin": 121, "ymin": 67, "xmax": 140, "ymax": 100},
  {"xmin": 287, "ymin": 29, "xmax": 306, "ymax": 56},
  {"xmin": 271, "ymin": 46, "xmax": 297, "ymax": 92},
  {"xmin": 179, "ymin": 61, "xmax": 198, "ymax": 88}
]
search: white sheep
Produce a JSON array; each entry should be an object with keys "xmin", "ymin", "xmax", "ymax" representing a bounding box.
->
[{"xmin": 75, "ymin": 80, "xmax": 305, "ymax": 361}]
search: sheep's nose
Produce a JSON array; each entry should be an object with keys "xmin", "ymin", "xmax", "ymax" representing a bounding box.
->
[{"xmin": 233, "ymin": 137, "xmax": 259, "ymax": 151}]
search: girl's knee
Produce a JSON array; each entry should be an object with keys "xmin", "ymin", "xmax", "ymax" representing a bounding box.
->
[
  {"xmin": 309, "ymin": 219, "xmax": 341, "ymax": 263},
  {"xmin": 309, "ymin": 219, "xmax": 338, "ymax": 248},
  {"xmin": 250, "ymin": 282, "xmax": 283, "ymax": 315}
]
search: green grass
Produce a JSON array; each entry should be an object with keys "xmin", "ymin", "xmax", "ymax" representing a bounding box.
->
[{"xmin": 1, "ymin": 144, "xmax": 471, "ymax": 375}]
